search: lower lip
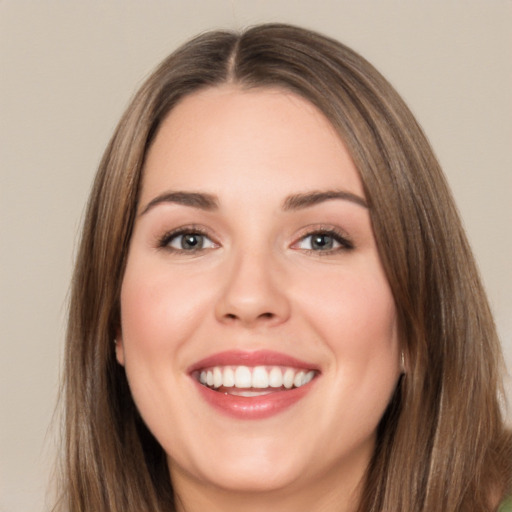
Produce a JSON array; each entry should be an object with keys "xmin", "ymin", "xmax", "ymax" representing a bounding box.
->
[{"xmin": 193, "ymin": 379, "xmax": 317, "ymax": 420}]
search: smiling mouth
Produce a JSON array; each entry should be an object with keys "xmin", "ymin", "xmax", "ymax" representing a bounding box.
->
[{"xmin": 194, "ymin": 365, "xmax": 317, "ymax": 396}]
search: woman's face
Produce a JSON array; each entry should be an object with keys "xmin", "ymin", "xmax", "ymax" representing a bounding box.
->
[{"xmin": 117, "ymin": 86, "xmax": 400, "ymax": 500}]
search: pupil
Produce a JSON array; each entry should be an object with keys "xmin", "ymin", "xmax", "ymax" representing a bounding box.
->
[
  {"xmin": 312, "ymin": 234, "xmax": 333, "ymax": 250},
  {"xmin": 182, "ymin": 234, "xmax": 202, "ymax": 249}
]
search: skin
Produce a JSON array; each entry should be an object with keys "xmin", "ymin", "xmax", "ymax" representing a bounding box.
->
[{"xmin": 116, "ymin": 86, "xmax": 401, "ymax": 512}]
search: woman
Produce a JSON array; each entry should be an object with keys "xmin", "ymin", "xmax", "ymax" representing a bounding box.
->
[{"xmin": 58, "ymin": 24, "xmax": 511, "ymax": 511}]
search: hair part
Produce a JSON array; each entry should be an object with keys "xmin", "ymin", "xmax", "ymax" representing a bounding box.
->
[{"xmin": 58, "ymin": 23, "xmax": 511, "ymax": 511}]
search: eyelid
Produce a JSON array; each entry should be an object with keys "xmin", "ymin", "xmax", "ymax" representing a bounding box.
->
[
  {"xmin": 156, "ymin": 224, "xmax": 219, "ymax": 252},
  {"xmin": 290, "ymin": 225, "xmax": 354, "ymax": 253}
]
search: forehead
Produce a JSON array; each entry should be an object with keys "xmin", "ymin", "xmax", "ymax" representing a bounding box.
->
[{"xmin": 140, "ymin": 85, "xmax": 364, "ymax": 203}]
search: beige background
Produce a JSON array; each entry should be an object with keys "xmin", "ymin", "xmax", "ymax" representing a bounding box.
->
[{"xmin": 1, "ymin": 1, "xmax": 511, "ymax": 510}]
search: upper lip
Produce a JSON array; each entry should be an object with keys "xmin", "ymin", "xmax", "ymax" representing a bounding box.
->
[{"xmin": 188, "ymin": 349, "xmax": 321, "ymax": 373}]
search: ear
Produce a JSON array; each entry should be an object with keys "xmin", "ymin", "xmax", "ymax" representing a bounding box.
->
[{"xmin": 114, "ymin": 328, "xmax": 125, "ymax": 366}]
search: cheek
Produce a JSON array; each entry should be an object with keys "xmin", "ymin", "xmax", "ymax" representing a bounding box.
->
[
  {"xmin": 296, "ymin": 258, "xmax": 399, "ymax": 407},
  {"xmin": 300, "ymin": 264, "xmax": 397, "ymax": 354},
  {"xmin": 119, "ymin": 259, "xmax": 215, "ymax": 362},
  {"xmin": 300, "ymin": 264, "xmax": 399, "ymax": 433},
  {"xmin": 117, "ymin": 260, "xmax": 218, "ymax": 444}
]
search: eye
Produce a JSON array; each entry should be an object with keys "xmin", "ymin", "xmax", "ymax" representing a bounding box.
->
[
  {"xmin": 293, "ymin": 230, "xmax": 353, "ymax": 252},
  {"xmin": 160, "ymin": 229, "xmax": 217, "ymax": 252}
]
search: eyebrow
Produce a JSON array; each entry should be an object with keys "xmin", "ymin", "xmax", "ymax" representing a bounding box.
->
[
  {"xmin": 282, "ymin": 190, "xmax": 368, "ymax": 210},
  {"xmin": 139, "ymin": 191, "xmax": 219, "ymax": 216},
  {"xmin": 139, "ymin": 188, "xmax": 368, "ymax": 216}
]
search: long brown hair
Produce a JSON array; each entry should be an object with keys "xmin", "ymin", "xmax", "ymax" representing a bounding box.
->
[{"xmin": 58, "ymin": 24, "xmax": 511, "ymax": 511}]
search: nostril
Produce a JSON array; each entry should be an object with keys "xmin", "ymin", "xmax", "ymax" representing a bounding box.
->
[{"xmin": 222, "ymin": 311, "xmax": 276, "ymax": 324}]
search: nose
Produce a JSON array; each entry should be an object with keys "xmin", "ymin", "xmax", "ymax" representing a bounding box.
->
[{"xmin": 214, "ymin": 250, "xmax": 291, "ymax": 328}]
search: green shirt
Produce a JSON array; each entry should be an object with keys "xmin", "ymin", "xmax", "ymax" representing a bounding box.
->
[{"xmin": 499, "ymin": 496, "xmax": 512, "ymax": 512}]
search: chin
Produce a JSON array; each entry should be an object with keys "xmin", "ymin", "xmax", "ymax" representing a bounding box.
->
[
  {"xmin": 203, "ymin": 468, "xmax": 299, "ymax": 494},
  {"xmin": 169, "ymin": 449, "xmax": 304, "ymax": 494}
]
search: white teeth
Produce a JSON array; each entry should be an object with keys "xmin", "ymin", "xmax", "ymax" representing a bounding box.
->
[
  {"xmin": 304, "ymin": 370, "xmax": 315, "ymax": 385},
  {"xmin": 223, "ymin": 367, "xmax": 235, "ymax": 387},
  {"xmin": 213, "ymin": 367, "xmax": 223, "ymax": 388},
  {"xmin": 234, "ymin": 366, "xmax": 252, "ymax": 388},
  {"xmin": 197, "ymin": 365, "xmax": 317, "ymax": 391},
  {"xmin": 230, "ymin": 390, "xmax": 274, "ymax": 397},
  {"xmin": 252, "ymin": 366, "xmax": 269, "ymax": 388},
  {"xmin": 293, "ymin": 371, "xmax": 305, "ymax": 388},
  {"xmin": 269, "ymin": 367, "xmax": 283, "ymax": 388},
  {"xmin": 283, "ymin": 368, "xmax": 295, "ymax": 389}
]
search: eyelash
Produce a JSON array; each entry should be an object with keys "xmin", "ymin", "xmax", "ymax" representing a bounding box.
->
[
  {"xmin": 156, "ymin": 226, "xmax": 354, "ymax": 254},
  {"xmin": 293, "ymin": 227, "xmax": 354, "ymax": 255},
  {"xmin": 157, "ymin": 226, "xmax": 216, "ymax": 253}
]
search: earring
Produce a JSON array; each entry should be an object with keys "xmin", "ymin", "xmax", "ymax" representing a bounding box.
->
[{"xmin": 400, "ymin": 351, "xmax": 406, "ymax": 374}]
